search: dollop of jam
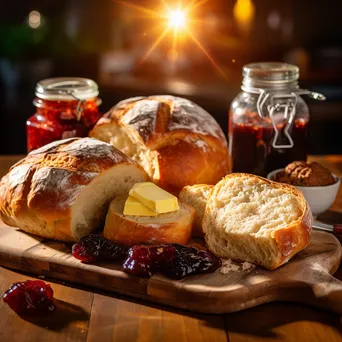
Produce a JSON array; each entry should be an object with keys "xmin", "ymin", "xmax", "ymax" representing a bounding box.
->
[
  {"xmin": 72, "ymin": 234, "xmax": 128, "ymax": 263},
  {"xmin": 123, "ymin": 244, "xmax": 222, "ymax": 279},
  {"xmin": 3, "ymin": 280, "xmax": 55, "ymax": 315},
  {"xmin": 72, "ymin": 235, "xmax": 221, "ymax": 279}
]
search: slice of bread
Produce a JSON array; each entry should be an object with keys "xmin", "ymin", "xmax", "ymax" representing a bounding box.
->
[
  {"xmin": 203, "ymin": 173, "xmax": 312, "ymax": 270},
  {"xmin": 103, "ymin": 196, "xmax": 195, "ymax": 245},
  {"xmin": 179, "ymin": 184, "xmax": 213, "ymax": 237}
]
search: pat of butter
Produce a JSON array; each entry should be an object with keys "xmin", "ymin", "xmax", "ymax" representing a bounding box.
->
[
  {"xmin": 123, "ymin": 196, "xmax": 158, "ymax": 216},
  {"xmin": 129, "ymin": 182, "xmax": 180, "ymax": 213}
]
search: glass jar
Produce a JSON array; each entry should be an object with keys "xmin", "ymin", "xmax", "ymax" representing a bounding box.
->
[
  {"xmin": 228, "ymin": 62, "xmax": 325, "ymax": 176},
  {"xmin": 26, "ymin": 77, "xmax": 102, "ymax": 152}
]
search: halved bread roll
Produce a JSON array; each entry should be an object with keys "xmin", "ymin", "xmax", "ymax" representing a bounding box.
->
[
  {"xmin": 103, "ymin": 196, "xmax": 195, "ymax": 245},
  {"xmin": 179, "ymin": 184, "xmax": 213, "ymax": 237},
  {"xmin": 203, "ymin": 173, "xmax": 312, "ymax": 270}
]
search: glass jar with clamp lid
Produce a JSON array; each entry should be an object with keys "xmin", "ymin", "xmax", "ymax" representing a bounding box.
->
[{"xmin": 228, "ymin": 62, "xmax": 325, "ymax": 176}]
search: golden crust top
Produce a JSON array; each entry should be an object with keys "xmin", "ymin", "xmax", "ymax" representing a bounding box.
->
[
  {"xmin": 93, "ymin": 95, "xmax": 228, "ymax": 152},
  {"xmin": 0, "ymin": 138, "xmax": 138, "ymax": 224}
]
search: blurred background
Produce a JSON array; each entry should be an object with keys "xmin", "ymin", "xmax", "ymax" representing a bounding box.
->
[{"xmin": 0, "ymin": 0, "xmax": 341, "ymax": 154}]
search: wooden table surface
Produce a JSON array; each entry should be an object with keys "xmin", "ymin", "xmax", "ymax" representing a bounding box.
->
[{"xmin": 0, "ymin": 155, "xmax": 342, "ymax": 342}]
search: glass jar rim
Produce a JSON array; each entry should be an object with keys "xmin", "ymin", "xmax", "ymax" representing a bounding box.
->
[
  {"xmin": 33, "ymin": 97, "xmax": 102, "ymax": 108},
  {"xmin": 243, "ymin": 62, "xmax": 299, "ymax": 83},
  {"xmin": 35, "ymin": 77, "xmax": 99, "ymax": 101}
]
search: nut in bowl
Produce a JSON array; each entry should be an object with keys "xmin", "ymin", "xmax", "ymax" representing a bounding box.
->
[{"xmin": 267, "ymin": 164, "xmax": 340, "ymax": 218}]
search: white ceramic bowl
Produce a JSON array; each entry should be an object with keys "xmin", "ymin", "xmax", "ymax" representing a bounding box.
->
[{"xmin": 267, "ymin": 168, "xmax": 341, "ymax": 218}]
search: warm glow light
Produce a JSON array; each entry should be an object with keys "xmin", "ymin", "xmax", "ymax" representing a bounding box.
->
[
  {"xmin": 28, "ymin": 10, "xmax": 41, "ymax": 29},
  {"xmin": 116, "ymin": 0, "xmax": 226, "ymax": 78},
  {"xmin": 168, "ymin": 9, "xmax": 186, "ymax": 29},
  {"xmin": 233, "ymin": 0, "xmax": 255, "ymax": 34}
]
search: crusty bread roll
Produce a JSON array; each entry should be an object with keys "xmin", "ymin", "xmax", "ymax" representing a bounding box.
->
[
  {"xmin": 90, "ymin": 95, "xmax": 229, "ymax": 194},
  {"xmin": 0, "ymin": 138, "xmax": 148, "ymax": 241},
  {"xmin": 179, "ymin": 184, "xmax": 213, "ymax": 237},
  {"xmin": 203, "ymin": 174, "xmax": 312, "ymax": 270},
  {"xmin": 104, "ymin": 195, "xmax": 195, "ymax": 245}
]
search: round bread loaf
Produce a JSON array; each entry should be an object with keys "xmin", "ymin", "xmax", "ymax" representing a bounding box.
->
[
  {"xmin": 0, "ymin": 138, "xmax": 149, "ymax": 241},
  {"xmin": 90, "ymin": 95, "xmax": 229, "ymax": 193}
]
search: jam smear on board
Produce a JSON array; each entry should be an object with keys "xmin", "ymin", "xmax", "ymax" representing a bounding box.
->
[
  {"xmin": 123, "ymin": 244, "xmax": 222, "ymax": 279},
  {"xmin": 72, "ymin": 235, "xmax": 221, "ymax": 279},
  {"xmin": 72, "ymin": 234, "xmax": 128, "ymax": 263}
]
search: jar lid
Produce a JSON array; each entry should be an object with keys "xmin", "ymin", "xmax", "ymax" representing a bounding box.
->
[
  {"xmin": 243, "ymin": 62, "xmax": 299, "ymax": 87},
  {"xmin": 35, "ymin": 77, "xmax": 99, "ymax": 101}
]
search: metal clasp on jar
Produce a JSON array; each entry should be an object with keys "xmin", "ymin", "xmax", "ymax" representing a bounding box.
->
[
  {"xmin": 268, "ymin": 93, "xmax": 297, "ymax": 149},
  {"xmin": 256, "ymin": 88, "xmax": 325, "ymax": 149},
  {"xmin": 62, "ymin": 90, "xmax": 86, "ymax": 121},
  {"xmin": 256, "ymin": 90, "xmax": 297, "ymax": 148}
]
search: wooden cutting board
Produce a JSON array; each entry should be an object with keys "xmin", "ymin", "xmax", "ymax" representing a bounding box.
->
[{"xmin": 1, "ymin": 224, "xmax": 342, "ymax": 314}]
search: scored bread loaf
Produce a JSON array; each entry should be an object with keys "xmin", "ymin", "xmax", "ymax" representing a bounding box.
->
[
  {"xmin": 202, "ymin": 174, "xmax": 312, "ymax": 270},
  {"xmin": 0, "ymin": 138, "xmax": 149, "ymax": 241},
  {"xmin": 179, "ymin": 184, "xmax": 213, "ymax": 237},
  {"xmin": 103, "ymin": 195, "xmax": 195, "ymax": 245},
  {"xmin": 90, "ymin": 95, "xmax": 229, "ymax": 194}
]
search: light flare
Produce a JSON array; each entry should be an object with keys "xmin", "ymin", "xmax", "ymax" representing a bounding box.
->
[
  {"xmin": 140, "ymin": 28, "xmax": 170, "ymax": 64},
  {"xmin": 168, "ymin": 9, "xmax": 187, "ymax": 29},
  {"xmin": 186, "ymin": 0, "xmax": 210, "ymax": 11},
  {"xmin": 116, "ymin": 0, "xmax": 226, "ymax": 78},
  {"xmin": 169, "ymin": 24, "xmax": 179, "ymax": 63},
  {"xmin": 185, "ymin": 28, "xmax": 227, "ymax": 79},
  {"xmin": 115, "ymin": 0, "xmax": 161, "ymax": 18}
]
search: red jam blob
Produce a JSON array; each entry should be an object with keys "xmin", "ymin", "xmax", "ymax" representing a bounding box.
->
[
  {"xmin": 72, "ymin": 234, "xmax": 128, "ymax": 263},
  {"xmin": 122, "ymin": 245, "xmax": 175, "ymax": 278},
  {"xmin": 72, "ymin": 235, "xmax": 221, "ymax": 279},
  {"xmin": 3, "ymin": 280, "xmax": 55, "ymax": 315},
  {"xmin": 229, "ymin": 112, "xmax": 308, "ymax": 176},
  {"xmin": 123, "ymin": 244, "xmax": 222, "ymax": 279}
]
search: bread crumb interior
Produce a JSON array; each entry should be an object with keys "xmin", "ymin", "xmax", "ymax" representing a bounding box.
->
[
  {"xmin": 71, "ymin": 165, "xmax": 146, "ymax": 240},
  {"xmin": 213, "ymin": 177, "xmax": 302, "ymax": 237}
]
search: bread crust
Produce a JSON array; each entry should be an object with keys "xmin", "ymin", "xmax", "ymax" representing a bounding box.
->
[
  {"xmin": 90, "ymin": 95, "xmax": 229, "ymax": 193},
  {"xmin": 0, "ymin": 138, "xmax": 148, "ymax": 241},
  {"xmin": 203, "ymin": 173, "xmax": 313, "ymax": 270},
  {"xmin": 104, "ymin": 198, "xmax": 195, "ymax": 245},
  {"xmin": 179, "ymin": 184, "xmax": 213, "ymax": 237}
]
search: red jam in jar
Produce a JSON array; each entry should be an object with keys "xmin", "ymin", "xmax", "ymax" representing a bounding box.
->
[
  {"xmin": 26, "ymin": 78, "xmax": 102, "ymax": 152},
  {"xmin": 229, "ymin": 112, "xmax": 308, "ymax": 176}
]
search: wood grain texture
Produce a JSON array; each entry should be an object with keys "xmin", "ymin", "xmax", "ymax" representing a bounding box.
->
[
  {"xmin": 225, "ymin": 302, "xmax": 342, "ymax": 342},
  {"xmin": 0, "ymin": 225, "xmax": 341, "ymax": 315},
  {"xmin": 87, "ymin": 294, "xmax": 227, "ymax": 342}
]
